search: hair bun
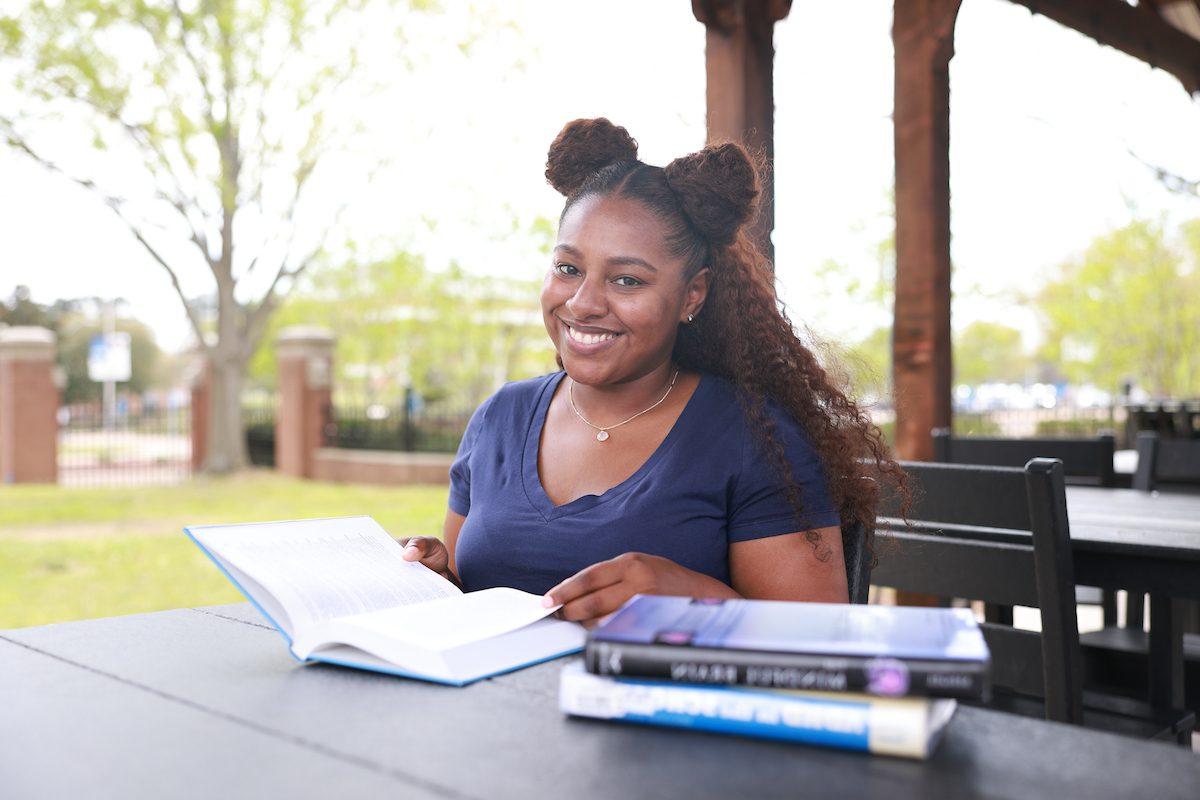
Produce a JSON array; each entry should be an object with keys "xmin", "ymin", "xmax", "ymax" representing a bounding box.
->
[
  {"xmin": 663, "ymin": 142, "xmax": 759, "ymax": 248},
  {"xmin": 545, "ymin": 118, "xmax": 639, "ymax": 196}
]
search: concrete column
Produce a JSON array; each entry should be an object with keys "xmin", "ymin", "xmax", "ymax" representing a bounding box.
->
[
  {"xmin": 0, "ymin": 326, "xmax": 59, "ymax": 483},
  {"xmin": 275, "ymin": 326, "xmax": 334, "ymax": 479}
]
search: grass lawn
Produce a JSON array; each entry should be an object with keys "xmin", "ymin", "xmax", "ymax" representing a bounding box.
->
[{"xmin": 0, "ymin": 471, "xmax": 449, "ymax": 629}]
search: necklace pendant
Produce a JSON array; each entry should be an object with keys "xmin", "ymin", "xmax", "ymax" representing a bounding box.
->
[{"xmin": 596, "ymin": 430, "xmax": 610, "ymax": 442}]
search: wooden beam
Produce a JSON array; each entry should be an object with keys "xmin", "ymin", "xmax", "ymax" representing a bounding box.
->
[
  {"xmin": 692, "ymin": 0, "xmax": 793, "ymax": 264},
  {"xmin": 892, "ymin": 0, "xmax": 961, "ymax": 462},
  {"xmin": 1009, "ymin": 0, "xmax": 1200, "ymax": 95}
]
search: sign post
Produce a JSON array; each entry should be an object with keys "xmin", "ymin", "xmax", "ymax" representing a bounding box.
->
[{"xmin": 88, "ymin": 330, "xmax": 131, "ymax": 428}]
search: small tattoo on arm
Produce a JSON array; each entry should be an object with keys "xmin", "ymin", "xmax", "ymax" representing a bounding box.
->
[{"xmin": 805, "ymin": 530, "xmax": 833, "ymax": 563}]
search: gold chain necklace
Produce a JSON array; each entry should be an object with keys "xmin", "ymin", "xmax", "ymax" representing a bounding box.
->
[{"xmin": 568, "ymin": 369, "xmax": 680, "ymax": 442}]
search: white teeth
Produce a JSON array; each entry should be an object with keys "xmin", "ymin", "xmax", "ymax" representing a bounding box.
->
[{"xmin": 567, "ymin": 325, "xmax": 617, "ymax": 345}]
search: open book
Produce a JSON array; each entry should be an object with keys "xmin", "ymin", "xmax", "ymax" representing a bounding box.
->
[{"xmin": 185, "ymin": 516, "xmax": 585, "ymax": 685}]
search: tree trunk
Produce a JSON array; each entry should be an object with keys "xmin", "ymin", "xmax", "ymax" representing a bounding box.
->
[{"xmin": 204, "ymin": 350, "xmax": 249, "ymax": 474}]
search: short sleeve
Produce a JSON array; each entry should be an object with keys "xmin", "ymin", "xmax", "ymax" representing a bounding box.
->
[
  {"xmin": 448, "ymin": 394, "xmax": 495, "ymax": 516},
  {"xmin": 727, "ymin": 409, "xmax": 840, "ymax": 542}
]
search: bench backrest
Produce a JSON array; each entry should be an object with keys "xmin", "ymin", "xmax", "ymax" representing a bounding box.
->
[
  {"xmin": 873, "ymin": 458, "xmax": 1083, "ymax": 724},
  {"xmin": 1134, "ymin": 432, "xmax": 1200, "ymax": 491},
  {"xmin": 932, "ymin": 428, "xmax": 1115, "ymax": 487}
]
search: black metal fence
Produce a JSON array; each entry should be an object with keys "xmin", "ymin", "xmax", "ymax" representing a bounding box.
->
[
  {"xmin": 58, "ymin": 397, "xmax": 191, "ymax": 487},
  {"xmin": 58, "ymin": 392, "xmax": 1197, "ymax": 487},
  {"xmin": 233, "ymin": 397, "xmax": 1200, "ymax": 475},
  {"xmin": 239, "ymin": 398, "xmax": 474, "ymax": 462},
  {"xmin": 954, "ymin": 406, "xmax": 1125, "ymax": 441},
  {"xmin": 1124, "ymin": 401, "xmax": 1200, "ymax": 442},
  {"xmin": 870, "ymin": 406, "xmax": 1129, "ymax": 448},
  {"xmin": 329, "ymin": 400, "xmax": 473, "ymax": 453},
  {"xmin": 944, "ymin": 402, "xmax": 1200, "ymax": 447},
  {"xmin": 244, "ymin": 404, "xmax": 277, "ymax": 467}
]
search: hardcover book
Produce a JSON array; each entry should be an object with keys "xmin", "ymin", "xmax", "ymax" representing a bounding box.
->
[
  {"xmin": 185, "ymin": 516, "xmax": 584, "ymax": 685},
  {"xmin": 560, "ymin": 663, "xmax": 957, "ymax": 759},
  {"xmin": 585, "ymin": 595, "xmax": 990, "ymax": 700}
]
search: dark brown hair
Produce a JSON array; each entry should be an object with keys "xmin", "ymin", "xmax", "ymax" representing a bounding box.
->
[{"xmin": 545, "ymin": 118, "xmax": 904, "ymax": 564}]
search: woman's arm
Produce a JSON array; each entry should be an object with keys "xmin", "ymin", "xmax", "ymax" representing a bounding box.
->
[
  {"xmin": 729, "ymin": 525, "xmax": 847, "ymax": 603},
  {"xmin": 544, "ymin": 553, "xmax": 740, "ymax": 627},
  {"xmin": 442, "ymin": 509, "xmax": 465, "ymax": 578},
  {"xmin": 546, "ymin": 524, "xmax": 847, "ymax": 626}
]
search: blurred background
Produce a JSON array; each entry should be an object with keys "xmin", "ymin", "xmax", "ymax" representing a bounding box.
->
[{"xmin": 2, "ymin": 0, "xmax": 1199, "ymax": 627}]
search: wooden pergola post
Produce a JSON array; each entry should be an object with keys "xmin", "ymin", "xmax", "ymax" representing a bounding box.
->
[
  {"xmin": 692, "ymin": 0, "xmax": 792, "ymax": 265},
  {"xmin": 892, "ymin": 0, "xmax": 961, "ymax": 461}
]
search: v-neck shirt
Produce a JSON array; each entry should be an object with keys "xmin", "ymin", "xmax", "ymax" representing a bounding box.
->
[{"xmin": 449, "ymin": 370, "xmax": 840, "ymax": 595}]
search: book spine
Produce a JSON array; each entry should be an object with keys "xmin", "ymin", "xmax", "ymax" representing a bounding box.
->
[
  {"xmin": 559, "ymin": 668, "xmax": 933, "ymax": 759},
  {"xmin": 585, "ymin": 641, "xmax": 987, "ymax": 701}
]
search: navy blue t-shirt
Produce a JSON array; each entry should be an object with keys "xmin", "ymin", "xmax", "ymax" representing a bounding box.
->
[{"xmin": 449, "ymin": 371, "xmax": 840, "ymax": 595}]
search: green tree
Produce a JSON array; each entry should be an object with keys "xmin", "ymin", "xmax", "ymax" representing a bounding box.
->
[
  {"xmin": 1037, "ymin": 218, "xmax": 1200, "ymax": 396},
  {"xmin": 839, "ymin": 326, "xmax": 890, "ymax": 403},
  {"xmin": 1, "ymin": 289, "xmax": 164, "ymax": 400},
  {"xmin": 954, "ymin": 321, "xmax": 1029, "ymax": 387},
  {"xmin": 1, "ymin": 0, "xmax": 440, "ymax": 473},
  {"xmin": 250, "ymin": 238, "xmax": 554, "ymax": 406},
  {"xmin": 0, "ymin": 286, "xmax": 83, "ymax": 332},
  {"xmin": 0, "ymin": 286, "xmax": 54, "ymax": 328},
  {"xmin": 807, "ymin": 242, "xmax": 895, "ymax": 403}
]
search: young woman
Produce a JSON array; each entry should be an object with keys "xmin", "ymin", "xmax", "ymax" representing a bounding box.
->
[{"xmin": 401, "ymin": 118, "xmax": 898, "ymax": 626}]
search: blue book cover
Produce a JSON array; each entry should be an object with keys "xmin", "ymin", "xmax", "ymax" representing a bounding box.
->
[
  {"xmin": 559, "ymin": 663, "xmax": 957, "ymax": 759},
  {"xmin": 585, "ymin": 596, "xmax": 990, "ymax": 699}
]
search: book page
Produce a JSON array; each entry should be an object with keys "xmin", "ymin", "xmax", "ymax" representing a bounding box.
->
[
  {"xmin": 335, "ymin": 587, "xmax": 561, "ymax": 652},
  {"xmin": 190, "ymin": 517, "xmax": 461, "ymax": 630}
]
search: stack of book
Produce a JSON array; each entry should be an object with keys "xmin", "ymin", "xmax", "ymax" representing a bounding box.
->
[{"xmin": 559, "ymin": 596, "xmax": 991, "ymax": 759}]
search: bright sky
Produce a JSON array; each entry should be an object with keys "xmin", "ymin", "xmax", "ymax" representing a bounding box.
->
[{"xmin": 4, "ymin": 0, "xmax": 1200, "ymax": 354}]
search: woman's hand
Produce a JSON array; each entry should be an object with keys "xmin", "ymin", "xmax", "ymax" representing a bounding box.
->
[
  {"xmin": 399, "ymin": 536, "xmax": 461, "ymax": 588},
  {"xmin": 543, "ymin": 552, "xmax": 740, "ymax": 628}
]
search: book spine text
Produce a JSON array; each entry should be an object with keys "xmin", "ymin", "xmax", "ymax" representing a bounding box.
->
[{"xmin": 585, "ymin": 641, "xmax": 986, "ymax": 701}]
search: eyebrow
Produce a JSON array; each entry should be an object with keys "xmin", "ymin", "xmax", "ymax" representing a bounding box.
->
[{"xmin": 553, "ymin": 244, "xmax": 658, "ymax": 273}]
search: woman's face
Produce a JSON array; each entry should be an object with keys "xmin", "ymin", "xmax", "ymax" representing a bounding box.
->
[{"xmin": 541, "ymin": 194, "xmax": 707, "ymax": 387}]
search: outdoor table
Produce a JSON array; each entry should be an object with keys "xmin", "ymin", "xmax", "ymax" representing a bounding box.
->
[
  {"xmin": 1066, "ymin": 486, "xmax": 1200, "ymax": 709},
  {"xmin": 2, "ymin": 603, "xmax": 1198, "ymax": 799}
]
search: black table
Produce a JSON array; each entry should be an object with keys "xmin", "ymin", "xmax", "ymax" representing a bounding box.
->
[
  {"xmin": 1067, "ymin": 486, "xmax": 1200, "ymax": 710},
  {"xmin": 1, "ymin": 603, "xmax": 1197, "ymax": 799}
]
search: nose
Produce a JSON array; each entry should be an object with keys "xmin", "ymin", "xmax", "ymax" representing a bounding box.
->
[{"xmin": 564, "ymin": 273, "xmax": 607, "ymax": 320}]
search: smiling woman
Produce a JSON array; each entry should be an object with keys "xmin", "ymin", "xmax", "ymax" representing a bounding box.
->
[{"xmin": 398, "ymin": 118, "xmax": 903, "ymax": 627}]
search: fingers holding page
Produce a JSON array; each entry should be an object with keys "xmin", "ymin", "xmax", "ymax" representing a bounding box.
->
[
  {"xmin": 556, "ymin": 583, "xmax": 635, "ymax": 626},
  {"xmin": 399, "ymin": 536, "xmax": 449, "ymax": 575},
  {"xmin": 542, "ymin": 558, "xmax": 625, "ymax": 608}
]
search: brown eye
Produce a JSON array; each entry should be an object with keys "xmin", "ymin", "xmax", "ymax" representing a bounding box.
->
[
  {"xmin": 554, "ymin": 263, "xmax": 580, "ymax": 276},
  {"xmin": 613, "ymin": 276, "xmax": 643, "ymax": 287}
]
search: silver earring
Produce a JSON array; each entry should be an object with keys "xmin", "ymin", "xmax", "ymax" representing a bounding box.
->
[{"xmin": 686, "ymin": 313, "xmax": 695, "ymax": 323}]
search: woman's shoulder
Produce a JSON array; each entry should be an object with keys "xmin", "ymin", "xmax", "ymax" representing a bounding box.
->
[
  {"xmin": 695, "ymin": 371, "xmax": 818, "ymax": 454},
  {"xmin": 695, "ymin": 371, "xmax": 796, "ymax": 425},
  {"xmin": 471, "ymin": 371, "xmax": 562, "ymax": 420}
]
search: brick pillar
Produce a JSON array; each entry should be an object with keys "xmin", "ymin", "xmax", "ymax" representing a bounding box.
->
[
  {"xmin": 0, "ymin": 326, "xmax": 59, "ymax": 484},
  {"xmin": 189, "ymin": 352, "xmax": 211, "ymax": 472},
  {"xmin": 275, "ymin": 326, "xmax": 334, "ymax": 479}
]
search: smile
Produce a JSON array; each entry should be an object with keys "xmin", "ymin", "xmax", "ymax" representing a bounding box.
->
[
  {"xmin": 560, "ymin": 319, "xmax": 623, "ymax": 349},
  {"xmin": 567, "ymin": 326, "xmax": 619, "ymax": 345}
]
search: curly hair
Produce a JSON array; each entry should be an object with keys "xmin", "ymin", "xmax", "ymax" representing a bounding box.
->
[{"xmin": 546, "ymin": 117, "xmax": 905, "ymax": 566}]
